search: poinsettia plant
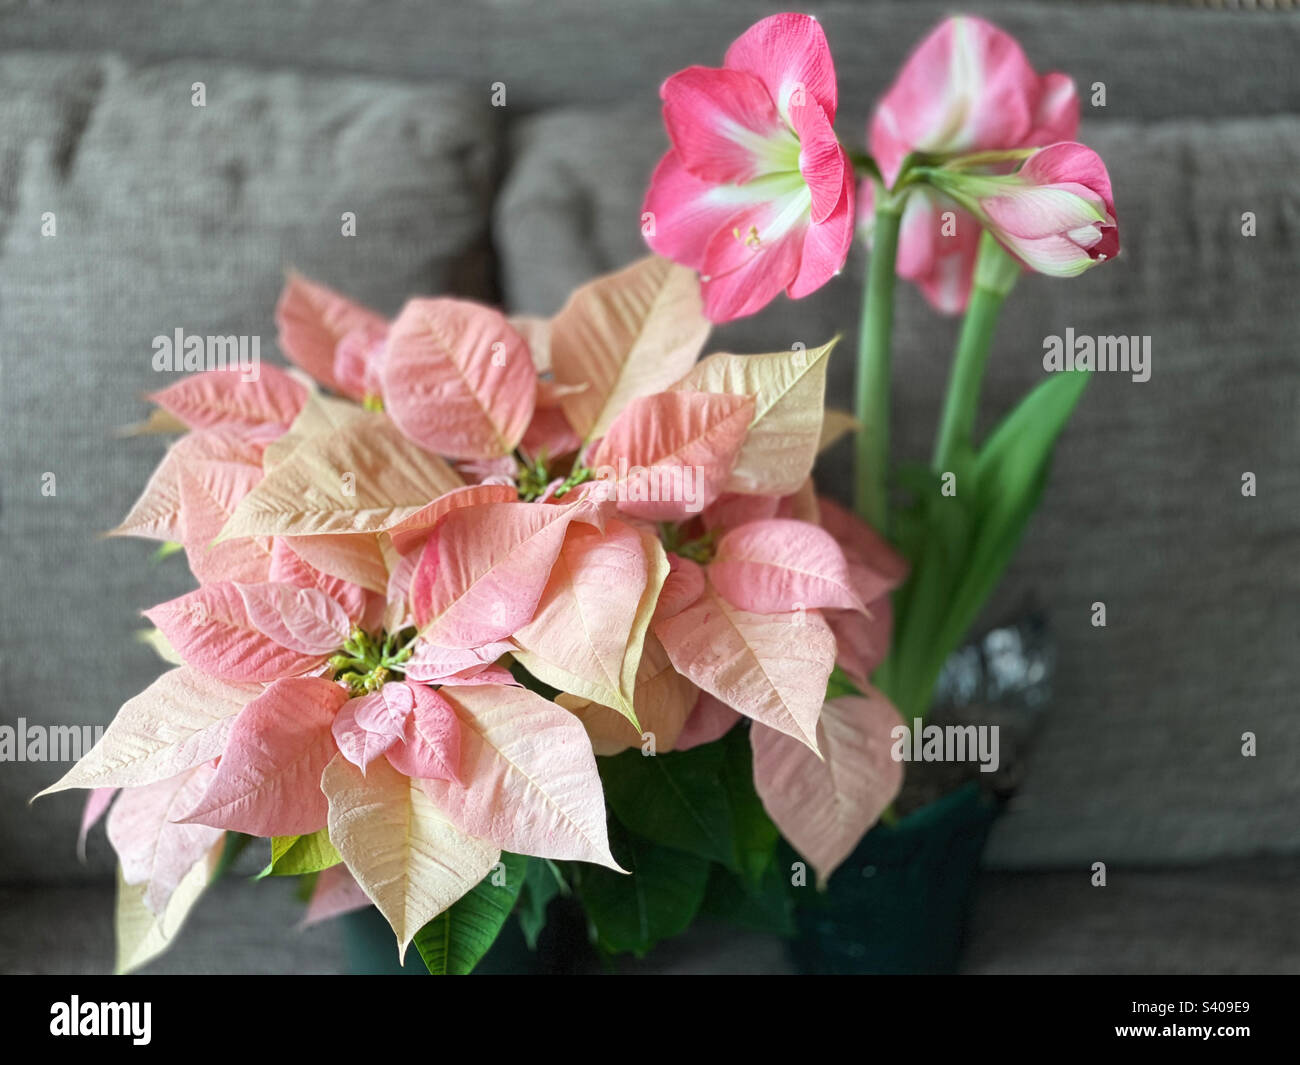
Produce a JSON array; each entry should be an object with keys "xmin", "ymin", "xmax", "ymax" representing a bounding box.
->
[{"xmin": 40, "ymin": 12, "xmax": 1117, "ymax": 974}]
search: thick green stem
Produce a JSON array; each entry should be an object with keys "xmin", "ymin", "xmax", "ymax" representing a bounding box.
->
[{"xmin": 854, "ymin": 199, "xmax": 902, "ymax": 532}]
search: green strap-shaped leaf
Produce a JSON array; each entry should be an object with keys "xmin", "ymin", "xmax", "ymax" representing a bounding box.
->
[
  {"xmin": 413, "ymin": 852, "xmax": 527, "ymax": 975},
  {"xmin": 912, "ymin": 371, "xmax": 1091, "ymax": 712}
]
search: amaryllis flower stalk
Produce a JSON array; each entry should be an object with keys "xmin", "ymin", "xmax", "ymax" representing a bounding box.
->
[{"xmin": 642, "ymin": 13, "xmax": 855, "ymax": 322}]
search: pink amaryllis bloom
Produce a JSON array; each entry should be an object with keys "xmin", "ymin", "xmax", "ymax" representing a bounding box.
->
[
  {"xmin": 869, "ymin": 15, "xmax": 1078, "ymax": 188},
  {"xmin": 927, "ymin": 142, "xmax": 1118, "ymax": 277},
  {"xmin": 864, "ymin": 15, "xmax": 1080, "ymax": 312},
  {"xmin": 642, "ymin": 12, "xmax": 855, "ymax": 322}
]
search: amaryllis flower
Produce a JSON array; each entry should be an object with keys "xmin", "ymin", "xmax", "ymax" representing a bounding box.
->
[
  {"xmin": 860, "ymin": 183, "xmax": 983, "ymax": 314},
  {"xmin": 865, "ymin": 15, "xmax": 1079, "ymax": 312},
  {"xmin": 926, "ymin": 142, "xmax": 1119, "ymax": 277},
  {"xmin": 642, "ymin": 13, "xmax": 855, "ymax": 322},
  {"xmin": 869, "ymin": 15, "xmax": 1078, "ymax": 188}
]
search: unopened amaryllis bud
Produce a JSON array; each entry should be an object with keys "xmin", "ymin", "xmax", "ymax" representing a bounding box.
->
[{"xmin": 924, "ymin": 142, "xmax": 1118, "ymax": 278}]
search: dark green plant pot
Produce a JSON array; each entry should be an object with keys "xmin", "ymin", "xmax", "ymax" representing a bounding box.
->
[
  {"xmin": 340, "ymin": 905, "xmax": 539, "ymax": 975},
  {"xmin": 789, "ymin": 782, "xmax": 1002, "ymax": 974}
]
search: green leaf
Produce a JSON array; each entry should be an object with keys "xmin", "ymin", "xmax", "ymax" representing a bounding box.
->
[
  {"xmin": 258, "ymin": 829, "xmax": 342, "ymax": 879},
  {"xmin": 151, "ymin": 540, "xmax": 185, "ymax": 562},
  {"xmin": 701, "ymin": 861, "xmax": 795, "ymax": 937},
  {"xmin": 909, "ymin": 371, "xmax": 1090, "ymax": 713},
  {"xmin": 517, "ymin": 858, "xmax": 566, "ymax": 950},
  {"xmin": 884, "ymin": 371, "xmax": 1088, "ymax": 719},
  {"xmin": 599, "ymin": 743, "xmax": 736, "ymax": 869},
  {"xmin": 718, "ymin": 727, "xmax": 777, "ymax": 886},
  {"xmin": 576, "ymin": 823, "xmax": 710, "ymax": 956},
  {"xmin": 413, "ymin": 852, "xmax": 527, "ymax": 975},
  {"xmin": 826, "ymin": 666, "xmax": 862, "ymax": 701},
  {"xmin": 212, "ymin": 831, "xmax": 252, "ymax": 881}
]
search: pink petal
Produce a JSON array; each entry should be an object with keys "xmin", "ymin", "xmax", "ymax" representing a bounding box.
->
[
  {"xmin": 817, "ymin": 497, "xmax": 910, "ymax": 604},
  {"xmin": 520, "ymin": 404, "xmax": 582, "ymax": 464},
  {"xmin": 331, "ymin": 322, "xmax": 389, "ymax": 401},
  {"xmin": 381, "ymin": 298, "xmax": 535, "ymax": 461},
  {"xmin": 384, "ymin": 683, "xmax": 462, "ymax": 782},
  {"xmin": 702, "ymin": 492, "xmax": 782, "ymax": 532},
  {"xmin": 1016, "ymin": 141, "xmax": 1116, "ymax": 219},
  {"xmin": 411, "ymin": 500, "xmax": 587, "ymax": 649},
  {"xmin": 510, "ymin": 519, "xmax": 653, "ymax": 717},
  {"xmin": 282, "ymin": 534, "xmax": 389, "ymax": 598},
  {"xmin": 752, "ymin": 691, "xmax": 904, "ymax": 885},
  {"xmin": 674, "ymin": 692, "xmax": 742, "ymax": 751},
  {"xmin": 1028, "ymin": 72, "xmax": 1080, "ymax": 145},
  {"xmin": 786, "ymin": 157, "xmax": 855, "ymax": 299},
  {"xmin": 589, "ymin": 390, "xmax": 755, "ymax": 521},
  {"xmin": 149, "ymin": 364, "xmax": 307, "ymax": 435},
  {"xmin": 269, "ymin": 539, "xmax": 369, "ymax": 623},
  {"xmin": 724, "ymin": 12, "xmax": 839, "ymax": 122},
  {"xmin": 402, "ymin": 640, "xmax": 513, "ymax": 684},
  {"xmin": 176, "ymin": 448, "xmax": 272, "ymax": 585},
  {"xmin": 654, "ymin": 583, "xmax": 834, "ymax": 750},
  {"xmin": 828, "ymin": 594, "xmax": 895, "ymax": 691},
  {"xmin": 869, "ymin": 16, "xmax": 1077, "ymax": 187},
  {"xmin": 301, "ymin": 863, "xmax": 372, "ymax": 927},
  {"xmin": 386, "ymin": 484, "xmax": 518, "ymax": 556},
  {"xmin": 655, "ymin": 554, "xmax": 706, "ymax": 620},
  {"xmin": 235, "ymin": 581, "xmax": 352, "ymax": 655},
  {"xmin": 699, "ymin": 203, "xmax": 806, "ymax": 322},
  {"xmin": 38, "ymin": 667, "xmax": 260, "ymax": 795},
  {"xmin": 332, "ymin": 692, "xmax": 403, "ymax": 770},
  {"xmin": 178, "ymin": 676, "xmax": 348, "ymax": 836},
  {"xmin": 661, "ymin": 65, "xmax": 790, "ymax": 185},
  {"xmin": 437, "ymin": 663, "xmax": 517, "ymax": 687},
  {"xmin": 420, "ymin": 684, "xmax": 621, "ymax": 869},
  {"xmin": 107, "ymin": 763, "xmax": 224, "ymax": 915},
  {"xmin": 709, "ymin": 517, "xmax": 866, "ymax": 614},
  {"xmin": 643, "ymin": 150, "xmax": 753, "ymax": 274},
  {"xmin": 144, "ymin": 582, "xmax": 328, "ymax": 682},
  {"xmin": 78, "ymin": 787, "xmax": 118, "ymax": 858},
  {"xmin": 893, "ymin": 188, "xmax": 982, "ymax": 316},
  {"xmin": 275, "ymin": 273, "xmax": 388, "ymax": 397},
  {"xmin": 788, "ymin": 97, "xmax": 845, "ymax": 224}
]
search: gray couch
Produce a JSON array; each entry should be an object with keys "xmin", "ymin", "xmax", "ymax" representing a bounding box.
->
[{"xmin": 2, "ymin": 0, "xmax": 1298, "ymax": 973}]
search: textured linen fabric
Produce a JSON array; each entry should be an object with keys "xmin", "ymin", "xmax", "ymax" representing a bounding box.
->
[{"xmin": 3, "ymin": 0, "xmax": 1299, "ymax": 122}]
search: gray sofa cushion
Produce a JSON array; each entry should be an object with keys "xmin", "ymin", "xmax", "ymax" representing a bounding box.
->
[
  {"xmin": 5, "ymin": 0, "xmax": 1299, "ymax": 123},
  {"xmin": 0, "ymin": 52, "xmax": 501, "ymax": 886},
  {"xmin": 495, "ymin": 103, "xmax": 1300, "ymax": 868}
]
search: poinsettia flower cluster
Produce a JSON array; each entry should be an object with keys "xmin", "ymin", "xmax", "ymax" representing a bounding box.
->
[{"xmin": 43, "ymin": 253, "xmax": 906, "ymax": 967}]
